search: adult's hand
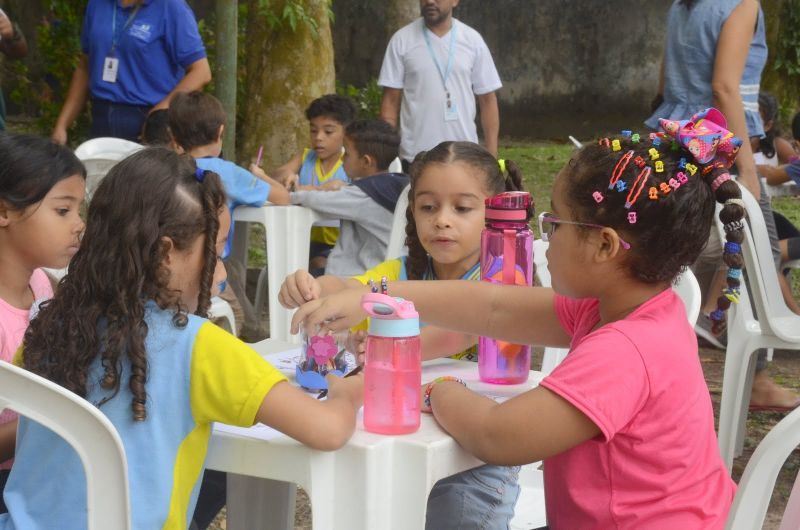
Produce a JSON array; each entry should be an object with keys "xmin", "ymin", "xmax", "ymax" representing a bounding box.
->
[{"xmin": 51, "ymin": 125, "xmax": 68, "ymax": 146}]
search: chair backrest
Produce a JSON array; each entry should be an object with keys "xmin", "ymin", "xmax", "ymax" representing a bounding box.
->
[
  {"xmin": 0, "ymin": 361, "xmax": 131, "ymax": 529},
  {"xmin": 388, "ymin": 157, "xmax": 403, "ymax": 174},
  {"xmin": 673, "ymin": 267, "xmax": 702, "ymax": 327},
  {"xmin": 725, "ymin": 405, "xmax": 800, "ymax": 529},
  {"xmin": 385, "ymin": 184, "xmax": 411, "ymax": 260},
  {"xmin": 74, "ymin": 137, "xmax": 143, "ymax": 198},
  {"xmin": 715, "ymin": 183, "xmax": 796, "ymax": 340}
]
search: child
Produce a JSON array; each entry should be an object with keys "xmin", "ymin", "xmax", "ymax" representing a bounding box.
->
[
  {"xmin": 140, "ymin": 108, "xmax": 173, "ymax": 148},
  {"xmin": 272, "ymin": 94, "xmax": 357, "ymax": 272},
  {"xmin": 281, "ymin": 141, "xmax": 528, "ymax": 529},
  {"xmin": 0, "ymin": 148, "xmax": 363, "ymax": 529},
  {"xmin": 0, "ymin": 133, "xmax": 85, "ymax": 514},
  {"xmin": 169, "ymin": 90, "xmax": 290, "ymax": 338},
  {"xmin": 293, "ymin": 111, "xmax": 744, "ymax": 528},
  {"xmin": 290, "ymin": 119, "xmax": 408, "ymax": 277}
]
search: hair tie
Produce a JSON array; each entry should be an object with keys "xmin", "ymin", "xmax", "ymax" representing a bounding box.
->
[
  {"xmin": 724, "ymin": 242, "xmax": 741, "ymax": 254},
  {"xmin": 727, "ymin": 268, "xmax": 742, "ymax": 280},
  {"xmin": 724, "ymin": 198, "xmax": 745, "ymax": 209},
  {"xmin": 498, "ymin": 159, "xmax": 507, "ymax": 176},
  {"xmin": 724, "ymin": 220, "xmax": 745, "ymax": 232},
  {"xmin": 195, "ymin": 167, "xmax": 206, "ymax": 182},
  {"xmin": 710, "ymin": 173, "xmax": 731, "ymax": 192},
  {"xmin": 709, "ymin": 309, "xmax": 725, "ymax": 321}
]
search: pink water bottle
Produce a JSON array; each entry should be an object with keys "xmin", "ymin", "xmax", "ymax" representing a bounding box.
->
[
  {"xmin": 362, "ymin": 293, "xmax": 421, "ymax": 434},
  {"xmin": 479, "ymin": 191, "xmax": 534, "ymax": 384}
]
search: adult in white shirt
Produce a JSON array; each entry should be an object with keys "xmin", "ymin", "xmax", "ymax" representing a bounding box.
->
[{"xmin": 379, "ymin": 0, "xmax": 502, "ymax": 166}]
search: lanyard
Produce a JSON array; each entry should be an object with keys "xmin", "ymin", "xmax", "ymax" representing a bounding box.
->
[
  {"xmin": 423, "ymin": 20, "xmax": 457, "ymax": 100},
  {"xmin": 110, "ymin": 0, "xmax": 143, "ymax": 54}
]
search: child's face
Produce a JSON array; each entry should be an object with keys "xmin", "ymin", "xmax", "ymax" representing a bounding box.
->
[
  {"xmin": 342, "ymin": 137, "xmax": 371, "ymax": 179},
  {"xmin": 167, "ymin": 207, "xmax": 230, "ymax": 313},
  {"xmin": 412, "ymin": 162, "xmax": 486, "ymax": 273},
  {"xmin": 309, "ymin": 115, "xmax": 345, "ymax": 163},
  {"xmin": 0, "ymin": 174, "xmax": 86, "ymax": 270}
]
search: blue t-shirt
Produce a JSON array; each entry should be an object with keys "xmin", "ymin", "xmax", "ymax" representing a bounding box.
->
[
  {"xmin": 0, "ymin": 303, "xmax": 286, "ymax": 530},
  {"xmin": 196, "ymin": 157, "xmax": 270, "ymax": 258},
  {"xmin": 785, "ymin": 160, "xmax": 800, "ymax": 186},
  {"xmin": 81, "ymin": 0, "xmax": 207, "ymax": 106}
]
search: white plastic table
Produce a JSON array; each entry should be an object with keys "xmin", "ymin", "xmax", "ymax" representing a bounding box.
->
[
  {"xmin": 230, "ymin": 205, "xmax": 321, "ymax": 343},
  {"xmin": 206, "ymin": 340, "xmax": 543, "ymax": 530}
]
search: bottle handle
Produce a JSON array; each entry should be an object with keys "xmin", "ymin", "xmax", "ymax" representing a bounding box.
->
[{"xmin": 361, "ymin": 292, "xmax": 404, "ymax": 318}]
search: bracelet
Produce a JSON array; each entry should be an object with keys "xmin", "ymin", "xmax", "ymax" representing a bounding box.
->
[{"xmin": 423, "ymin": 376, "xmax": 466, "ymax": 410}]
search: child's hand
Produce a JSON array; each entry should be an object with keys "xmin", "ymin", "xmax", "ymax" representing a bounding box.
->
[
  {"xmin": 249, "ymin": 163, "xmax": 271, "ymax": 182},
  {"xmin": 284, "ymin": 173, "xmax": 299, "ymax": 191},
  {"xmin": 325, "ymin": 371, "xmax": 364, "ymax": 409},
  {"xmin": 320, "ymin": 180, "xmax": 346, "ymax": 192},
  {"xmin": 278, "ymin": 269, "xmax": 321, "ymax": 309},
  {"xmin": 345, "ymin": 330, "xmax": 368, "ymax": 365},
  {"xmin": 291, "ymin": 287, "xmax": 368, "ymax": 336}
]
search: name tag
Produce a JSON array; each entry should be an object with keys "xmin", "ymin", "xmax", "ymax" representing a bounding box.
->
[{"xmin": 102, "ymin": 56, "xmax": 119, "ymax": 83}]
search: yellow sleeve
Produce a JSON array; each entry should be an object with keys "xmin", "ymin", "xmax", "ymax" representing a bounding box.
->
[
  {"xmin": 12, "ymin": 347, "xmax": 23, "ymax": 367},
  {"xmin": 190, "ymin": 322, "xmax": 287, "ymax": 426},
  {"xmin": 351, "ymin": 258, "xmax": 403, "ymax": 285}
]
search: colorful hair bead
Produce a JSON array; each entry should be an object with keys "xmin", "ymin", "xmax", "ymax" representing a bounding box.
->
[
  {"xmin": 631, "ymin": 133, "xmax": 640, "ymax": 143},
  {"xmin": 677, "ymin": 171, "xmax": 688, "ymax": 184},
  {"xmin": 621, "ymin": 130, "xmax": 632, "ymax": 137},
  {"xmin": 727, "ymin": 268, "xmax": 742, "ymax": 280},
  {"xmin": 724, "ymin": 242, "xmax": 741, "ymax": 254},
  {"xmin": 648, "ymin": 187, "xmax": 658, "ymax": 200},
  {"xmin": 649, "ymin": 148, "xmax": 660, "ymax": 160},
  {"xmin": 592, "ymin": 191, "xmax": 604, "ymax": 203},
  {"xmin": 711, "ymin": 172, "xmax": 731, "ymax": 192},
  {"xmin": 685, "ymin": 163, "xmax": 698, "ymax": 176},
  {"xmin": 611, "ymin": 139, "xmax": 621, "ymax": 152},
  {"xmin": 655, "ymin": 160, "xmax": 664, "ymax": 173},
  {"xmin": 627, "ymin": 212, "xmax": 637, "ymax": 224}
]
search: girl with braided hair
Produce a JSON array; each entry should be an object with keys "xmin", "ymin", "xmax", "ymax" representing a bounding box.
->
[
  {"xmin": 0, "ymin": 148, "xmax": 363, "ymax": 530},
  {"xmin": 280, "ymin": 141, "xmax": 529, "ymax": 530},
  {"xmin": 293, "ymin": 111, "xmax": 743, "ymax": 528}
]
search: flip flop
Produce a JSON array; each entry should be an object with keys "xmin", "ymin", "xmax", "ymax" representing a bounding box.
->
[{"xmin": 749, "ymin": 398, "xmax": 800, "ymax": 412}]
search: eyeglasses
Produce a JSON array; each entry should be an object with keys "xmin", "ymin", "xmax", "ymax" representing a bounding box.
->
[{"xmin": 538, "ymin": 212, "xmax": 631, "ymax": 250}]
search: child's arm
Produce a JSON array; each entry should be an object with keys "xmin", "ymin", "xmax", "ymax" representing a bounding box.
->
[
  {"xmin": 421, "ymin": 327, "xmax": 477, "ymax": 361},
  {"xmin": 292, "ymin": 281, "xmax": 571, "ymax": 348},
  {"xmin": 256, "ymin": 373, "xmax": 363, "ymax": 451},
  {"xmin": 249, "ymin": 163, "xmax": 290, "ymax": 205},
  {"xmin": 290, "ymin": 187, "xmax": 373, "ymax": 223},
  {"xmin": 0, "ymin": 419, "xmax": 17, "ymax": 461},
  {"xmin": 776, "ymin": 136, "xmax": 797, "ymax": 165},
  {"xmin": 271, "ymin": 153, "xmax": 304, "ymax": 188},
  {"xmin": 425, "ymin": 381, "xmax": 599, "ymax": 465},
  {"xmin": 758, "ymin": 164, "xmax": 791, "ymax": 186},
  {"xmin": 279, "ymin": 269, "xmax": 361, "ymax": 309}
]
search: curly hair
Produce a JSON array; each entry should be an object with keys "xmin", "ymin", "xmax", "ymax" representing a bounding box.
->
[
  {"xmin": 305, "ymin": 94, "xmax": 357, "ymax": 126},
  {"xmin": 23, "ymin": 148, "xmax": 226, "ymax": 421},
  {"xmin": 404, "ymin": 141, "xmax": 528, "ymax": 280},
  {"xmin": 564, "ymin": 135, "xmax": 744, "ymax": 332}
]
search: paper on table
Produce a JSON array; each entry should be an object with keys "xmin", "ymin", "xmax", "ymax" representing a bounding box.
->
[{"xmin": 261, "ymin": 348, "xmax": 302, "ymax": 376}]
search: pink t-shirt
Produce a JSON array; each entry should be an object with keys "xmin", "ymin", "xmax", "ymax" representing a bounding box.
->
[
  {"xmin": 0, "ymin": 268, "xmax": 53, "ymax": 470},
  {"xmin": 539, "ymin": 288, "xmax": 735, "ymax": 529}
]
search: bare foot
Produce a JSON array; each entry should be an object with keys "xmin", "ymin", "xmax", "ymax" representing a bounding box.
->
[{"xmin": 750, "ymin": 371, "xmax": 800, "ymax": 409}]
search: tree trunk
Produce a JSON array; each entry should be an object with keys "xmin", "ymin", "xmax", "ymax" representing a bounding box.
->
[
  {"xmin": 241, "ymin": 0, "xmax": 335, "ymax": 170},
  {"xmin": 386, "ymin": 0, "xmax": 418, "ymax": 35},
  {"xmin": 761, "ymin": 0, "xmax": 800, "ymax": 118}
]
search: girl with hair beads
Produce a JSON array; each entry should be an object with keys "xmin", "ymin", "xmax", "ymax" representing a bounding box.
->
[
  {"xmin": 0, "ymin": 148, "xmax": 363, "ymax": 530},
  {"xmin": 0, "ymin": 133, "xmax": 85, "ymax": 513},
  {"xmin": 293, "ymin": 110, "xmax": 742, "ymax": 528},
  {"xmin": 280, "ymin": 141, "xmax": 529, "ymax": 529}
]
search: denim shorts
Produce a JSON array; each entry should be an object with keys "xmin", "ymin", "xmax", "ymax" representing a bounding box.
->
[{"xmin": 426, "ymin": 464, "xmax": 520, "ymax": 530}]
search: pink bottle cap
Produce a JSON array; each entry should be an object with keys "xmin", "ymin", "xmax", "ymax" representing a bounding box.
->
[{"xmin": 485, "ymin": 191, "xmax": 532, "ymax": 222}]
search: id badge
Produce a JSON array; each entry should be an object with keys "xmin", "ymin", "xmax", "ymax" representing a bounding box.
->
[
  {"xmin": 102, "ymin": 56, "xmax": 119, "ymax": 83},
  {"xmin": 444, "ymin": 100, "xmax": 459, "ymax": 122}
]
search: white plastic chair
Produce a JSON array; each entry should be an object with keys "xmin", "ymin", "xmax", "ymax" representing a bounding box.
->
[
  {"xmin": 0, "ymin": 361, "xmax": 131, "ymax": 529},
  {"xmin": 388, "ymin": 157, "xmax": 403, "ymax": 174},
  {"xmin": 714, "ymin": 182, "xmax": 800, "ymax": 470},
  {"xmin": 384, "ymin": 184, "xmax": 410, "ymax": 260},
  {"xmin": 74, "ymin": 137, "xmax": 143, "ymax": 198},
  {"xmin": 725, "ymin": 405, "xmax": 800, "ymax": 530},
  {"xmin": 208, "ymin": 296, "xmax": 236, "ymax": 334}
]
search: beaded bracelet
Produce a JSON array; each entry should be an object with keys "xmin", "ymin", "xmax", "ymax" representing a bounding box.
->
[{"xmin": 423, "ymin": 376, "xmax": 467, "ymax": 410}]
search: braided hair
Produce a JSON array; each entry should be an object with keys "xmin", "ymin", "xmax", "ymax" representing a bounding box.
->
[
  {"xmin": 404, "ymin": 141, "xmax": 528, "ymax": 280},
  {"xmin": 23, "ymin": 148, "xmax": 227, "ymax": 421},
  {"xmin": 565, "ymin": 131, "xmax": 744, "ymax": 334}
]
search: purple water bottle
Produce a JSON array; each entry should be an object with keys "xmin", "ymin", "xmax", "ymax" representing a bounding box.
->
[{"xmin": 479, "ymin": 191, "xmax": 534, "ymax": 384}]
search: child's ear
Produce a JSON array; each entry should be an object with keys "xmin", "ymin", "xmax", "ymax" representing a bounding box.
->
[
  {"xmin": 363, "ymin": 153, "xmax": 378, "ymax": 171},
  {"xmin": 0, "ymin": 200, "xmax": 14, "ymax": 227},
  {"xmin": 160, "ymin": 236, "xmax": 176, "ymax": 265},
  {"xmin": 594, "ymin": 228, "xmax": 625, "ymax": 262}
]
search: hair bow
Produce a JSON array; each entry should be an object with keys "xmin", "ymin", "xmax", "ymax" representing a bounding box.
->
[{"xmin": 658, "ymin": 108, "xmax": 742, "ymax": 169}]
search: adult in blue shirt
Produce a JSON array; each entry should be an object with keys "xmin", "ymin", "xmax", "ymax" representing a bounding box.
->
[{"xmin": 51, "ymin": 0, "xmax": 211, "ymax": 145}]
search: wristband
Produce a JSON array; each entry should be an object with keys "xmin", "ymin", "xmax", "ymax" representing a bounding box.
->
[{"xmin": 423, "ymin": 376, "xmax": 466, "ymax": 410}]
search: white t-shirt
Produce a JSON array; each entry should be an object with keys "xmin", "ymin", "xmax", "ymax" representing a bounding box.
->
[{"xmin": 379, "ymin": 18, "xmax": 502, "ymax": 161}]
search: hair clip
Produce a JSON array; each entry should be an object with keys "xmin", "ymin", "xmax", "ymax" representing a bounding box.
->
[
  {"xmin": 727, "ymin": 268, "xmax": 742, "ymax": 280},
  {"xmin": 599, "ymin": 138, "xmax": 611, "ymax": 148},
  {"xmin": 659, "ymin": 182, "xmax": 671, "ymax": 195},
  {"xmin": 631, "ymin": 133, "xmax": 641, "ymax": 143},
  {"xmin": 621, "ymin": 130, "xmax": 632, "ymax": 137},
  {"xmin": 671, "ymin": 141, "xmax": 680, "ymax": 151},
  {"xmin": 702, "ymin": 164, "xmax": 715, "ymax": 175},
  {"xmin": 652, "ymin": 137, "xmax": 661, "ymax": 147},
  {"xmin": 592, "ymin": 191, "xmax": 604, "ymax": 203},
  {"xmin": 615, "ymin": 180, "xmax": 627, "ymax": 192},
  {"xmin": 668, "ymin": 177, "xmax": 681, "ymax": 190},
  {"xmin": 678, "ymin": 157, "xmax": 687, "ymax": 169},
  {"xmin": 498, "ymin": 159, "xmax": 507, "ymax": 175},
  {"xmin": 724, "ymin": 242, "xmax": 741, "ymax": 254},
  {"xmin": 195, "ymin": 168, "xmax": 205, "ymax": 182},
  {"xmin": 677, "ymin": 171, "xmax": 688, "ymax": 184},
  {"xmin": 634, "ymin": 155, "xmax": 646, "ymax": 168},
  {"xmin": 648, "ymin": 187, "xmax": 658, "ymax": 200},
  {"xmin": 609, "ymin": 150, "xmax": 634, "ymax": 189},
  {"xmin": 625, "ymin": 166, "xmax": 650, "ymax": 208},
  {"xmin": 711, "ymin": 173, "xmax": 731, "ymax": 192},
  {"xmin": 684, "ymin": 163, "xmax": 698, "ymax": 176},
  {"xmin": 611, "ymin": 139, "xmax": 622, "ymax": 152},
  {"xmin": 655, "ymin": 160, "xmax": 664, "ymax": 173},
  {"xmin": 627, "ymin": 212, "xmax": 637, "ymax": 224},
  {"xmin": 649, "ymin": 132, "xmax": 658, "ymax": 140},
  {"xmin": 648, "ymin": 148, "xmax": 660, "ymax": 161},
  {"xmin": 724, "ymin": 220, "xmax": 745, "ymax": 232}
]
